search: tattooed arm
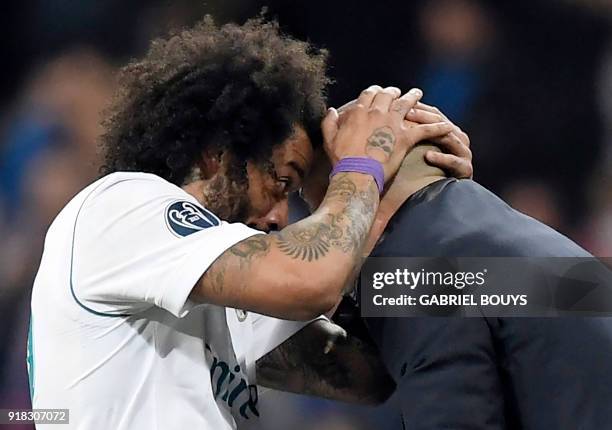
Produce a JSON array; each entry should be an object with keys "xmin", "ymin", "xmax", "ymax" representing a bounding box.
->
[
  {"xmin": 256, "ymin": 319, "xmax": 395, "ymax": 404},
  {"xmin": 191, "ymin": 171, "xmax": 379, "ymax": 320},
  {"xmin": 190, "ymin": 86, "xmax": 452, "ymax": 320}
]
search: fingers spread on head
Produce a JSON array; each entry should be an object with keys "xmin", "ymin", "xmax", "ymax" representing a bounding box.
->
[
  {"xmin": 321, "ymin": 107, "xmax": 340, "ymax": 143},
  {"xmin": 416, "ymin": 101, "xmax": 447, "ymax": 119},
  {"xmin": 391, "ymin": 88, "xmax": 423, "ymax": 117},
  {"xmin": 405, "ymin": 108, "xmax": 444, "ymax": 124},
  {"xmin": 432, "ymin": 133, "xmax": 472, "ymax": 159},
  {"xmin": 458, "ymin": 129, "xmax": 470, "ymax": 148},
  {"xmin": 411, "ymin": 122, "xmax": 453, "ymax": 143},
  {"xmin": 414, "ymin": 102, "xmax": 469, "ymax": 143},
  {"xmin": 425, "ymin": 151, "xmax": 473, "ymax": 179},
  {"xmin": 337, "ymin": 99, "xmax": 358, "ymax": 113},
  {"xmin": 357, "ymin": 85, "xmax": 383, "ymax": 109},
  {"xmin": 370, "ymin": 87, "xmax": 401, "ymax": 113}
]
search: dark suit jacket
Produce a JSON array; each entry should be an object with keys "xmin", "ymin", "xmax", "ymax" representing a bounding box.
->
[{"xmin": 364, "ymin": 178, "xmax": 612, "ymax": 430}]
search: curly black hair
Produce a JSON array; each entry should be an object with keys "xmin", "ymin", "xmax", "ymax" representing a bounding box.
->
[{"xmin": 100, "ymin": 16, "xmax": 329, "ymax": 185}]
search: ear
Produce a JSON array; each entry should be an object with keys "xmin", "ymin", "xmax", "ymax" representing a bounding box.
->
[{"xmin": 199, "ymin": 148, "xmax": 224, "ymax": 180}]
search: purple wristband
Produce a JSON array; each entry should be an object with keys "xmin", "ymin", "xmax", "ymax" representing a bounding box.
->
[{"xmin": 330, "ymin": 157, "xmax": 384, "ymax": 194}]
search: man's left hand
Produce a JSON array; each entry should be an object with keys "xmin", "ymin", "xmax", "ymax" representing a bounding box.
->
[{"xmin": 404, "ymin": 101, "xmax": 473, "ymax": 179}]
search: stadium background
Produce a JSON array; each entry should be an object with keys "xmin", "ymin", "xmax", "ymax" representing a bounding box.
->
[{"xmin": 0, "ymin": 0, "xmax": 610, "ymax": 428}]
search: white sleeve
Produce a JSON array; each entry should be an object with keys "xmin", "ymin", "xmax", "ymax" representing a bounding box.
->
[
  {"xmin": 248, "ymin": 313, "xmax": 328, "ymax": 360},
  {"xmin": 71, "ymin": 174, "xmax": 262, "ymax": 318},
  {"xmin": 225, "ymin": 308, "xmax": 327, "ymax": 386},
  {"xmin": 226, "ymin": 307, "xmax": 327, "ymax": 361}
]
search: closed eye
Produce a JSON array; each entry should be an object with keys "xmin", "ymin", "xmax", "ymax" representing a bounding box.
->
[{"xmin": 277, "ymin": 176, "xmax": 293, "ymax": 194}]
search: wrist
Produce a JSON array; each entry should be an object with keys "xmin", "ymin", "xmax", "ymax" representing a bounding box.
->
[{"xmin": 330, "ymin": 157, "xmax": 384, "ymax": 194}]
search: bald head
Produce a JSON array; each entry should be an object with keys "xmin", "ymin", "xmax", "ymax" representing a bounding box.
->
[
  {"xmin": 377, "ymin": 143, "xmax": 448, "ymax": 221},
  {"xmin": 361, "ymin": 143, "xmax": 448, "ymax": 255},
  {"xmin": 396, "ymin": 143, "xmax": 446, "ymax": 184}
]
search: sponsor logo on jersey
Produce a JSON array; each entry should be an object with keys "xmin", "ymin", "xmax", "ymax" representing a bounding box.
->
[
  {"xmin": 206, "ymin": 343, "xmax": 259, "ymax": 420},
  {"xmin": 165, "ymin": 201, "xmax": 220, "ymax": 237}
]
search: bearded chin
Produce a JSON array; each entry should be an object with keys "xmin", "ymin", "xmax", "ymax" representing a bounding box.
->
[{"xmin": 201, "ymin": 175, "xmax": 251, "ymax": 223}]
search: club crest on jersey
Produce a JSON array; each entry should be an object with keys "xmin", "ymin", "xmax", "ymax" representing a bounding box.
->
[{"xmin": 165, "ymin": 201, "xmax": 220, "ymax": 237}]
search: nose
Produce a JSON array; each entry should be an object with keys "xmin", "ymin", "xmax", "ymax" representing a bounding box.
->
[{"xmin": 248, "ymin": 199, "xmax": 289, "ymax": 232}]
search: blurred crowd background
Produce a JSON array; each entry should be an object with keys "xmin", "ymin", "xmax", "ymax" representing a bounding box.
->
[{"xmin": 0, "ymin": 1, "xmax": 611, "ymax": 429}]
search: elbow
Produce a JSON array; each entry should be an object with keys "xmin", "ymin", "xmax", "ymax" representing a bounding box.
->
[
  {"xmin": 289, "ymin": 274, "xmax": 340, "ymax": 321},
  {"xmin": 296, "ymin": 287, "xmax": 338, "ymax": 321},
  {"xmin": 275, "ymin": 260, "xmax": 346, "ymax": 320},
  {"xmin": 307, "ymin": 287, "xmax": 338, "ymax": 320}
]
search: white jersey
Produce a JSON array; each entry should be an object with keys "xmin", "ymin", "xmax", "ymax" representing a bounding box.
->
[{"xmin": 28, "ymin": 172, "xmax": 314, "ymax": 429}]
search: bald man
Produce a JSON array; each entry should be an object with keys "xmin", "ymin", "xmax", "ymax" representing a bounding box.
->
[{"xmin": 298, "ymin": 103, "xmax": 612, "ymax": 429}]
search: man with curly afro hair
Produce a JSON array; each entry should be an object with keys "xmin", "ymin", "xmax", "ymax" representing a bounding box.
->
[
  {"xmin": 101, "ymin": 17, "xmax": 330, "ymax": 226},
  {"xmin": 29, "ymin": 15, "xmax": 465, "ymax": 430}
]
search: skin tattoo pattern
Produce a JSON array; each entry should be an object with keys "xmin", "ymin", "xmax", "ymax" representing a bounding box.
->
[
  {"xmin": 198, "ymin": 173, "xmax": 378, "ymax": 296},
  {"xmin": 276, "ymin": 223, "xmax": 334, "ymax": 261},
  {"xmin": 204, "ymin": 235, "xmax": 271, "ymax": 294},
  {"xmin": 366, "ymin": 126, "xmax": 395, "ymax": 157},
  {"xmin": 275, "ymin": 173, "xmax": 378, "ymax": 261},
  {"xmin": 199, "ymin": 132, "xmax": 384, "ymax": 296},
  {"xmin": 202, "ymin": 173, "xmax": 250, "ymax": 223},
  {"xmin": 230, "ymin": 235, "xmax": 271, "ymax": 261}
]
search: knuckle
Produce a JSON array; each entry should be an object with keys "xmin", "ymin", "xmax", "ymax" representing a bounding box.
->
[
  {"xmin": 450, "ymin": 134, "xmax": 463, "ymax": 145},
  {"xmin": 400, "ymin": 92, "xmax": 417, "ymax": 102},
  {"xmin": 383, "ymin": 86, "xmax": 400, "ymax": 95},
  {"xmin": 361, "ymin": 89, "xmax": 375, "ymax": 97},
  {"xmin": 441, "ymin": 135, "xmax": 454, "ymax": 145}
]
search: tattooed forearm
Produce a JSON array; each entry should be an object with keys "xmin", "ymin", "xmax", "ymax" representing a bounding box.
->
[
  {"xmin": 275, "ymin": 173, "xmax": 378, "ymax": 261},
  {"xmin": 366, "ymin": 126, "xmax": 396, "ymax": 157},
  {"xmin": 195, "ymin": 173, "xmax": 379, "ymax": 318},
  {"xmin": 256, "ymin": 319, "xmax": 395, "ymax": 404}
]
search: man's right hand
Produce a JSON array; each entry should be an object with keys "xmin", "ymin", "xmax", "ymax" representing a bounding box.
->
[{"xmin": 323, "ymin": 86, "xmax": 453, "ymax": 182}]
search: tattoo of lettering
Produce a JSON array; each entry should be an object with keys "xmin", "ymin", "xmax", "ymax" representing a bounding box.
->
[
  {"xmin": 275, "ymin": 174, "xmax": 378, "ymax": 261},
  {"xmin": 366, "ymin": 126, "xmax": 395, "ymax": 157}
]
